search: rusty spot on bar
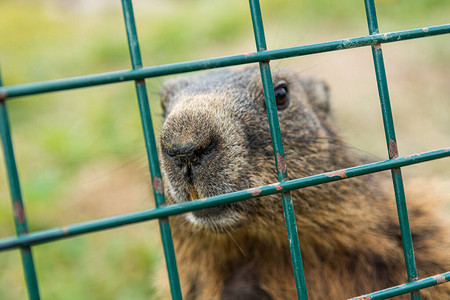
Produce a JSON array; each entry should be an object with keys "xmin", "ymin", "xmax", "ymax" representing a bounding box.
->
[
  {"xmin": 373, "ymin": 44, "xmax": 382, "ymax": 50},
  {"xmin": 432, "ymin": 274, "xmax": 447, "ymax": 284},
  {"xmin": 276, "ymin": 153, "xmax": 287, "ymax": 173},
  {"xmin": 388, "ymin": 139, "xmax": 399, "ymax": 159},
  {"xmin": 392, "ymin": 167, "xmax": 401, "ymax": 173},
  {"xmin": 349, "ymin": 296, "xmax": 372, "ymax": 300},
  {"xmin": 13, "ymin": 200, "xmax": 25, "ymax": 224},
  {"xmin": 153, "ymin": 176, "xmax": 164, "ymax": 194},
  {"xmin": 199, "ymin": 197, "xmax": 207, "ymax": 201},
  {"xmin": 136, "ymin": 79, "xmax": 145, "ymax": 84},
  {"xmin": 247, "ymin": 188, "xmax": 262, "ymax": 196},
  {"xmin": 61, "ymin": 227, "xmax": 69, "ymax": 235},
  {"xmin": 244, "ymin": 52, "xmax": 254, "ymax": 57},
  {"xmin": 423, "ymin": 27, "xmax": 429, "ymax": 32},
  {"xmin": 272, "ymin": 182, "xmax": 283, "ymax": 191},
  {"xmin": 326, "ymin": 169, "xmax": 347, "ymax": 178},
  {"xmin": 405, "ymin": 149, "xmax": 436, "ymax": 159}
]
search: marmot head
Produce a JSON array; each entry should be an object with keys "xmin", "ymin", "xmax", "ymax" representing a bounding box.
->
[{"xmin": 159, "ymin": 67, "xmax": 337, "ymax": 232}]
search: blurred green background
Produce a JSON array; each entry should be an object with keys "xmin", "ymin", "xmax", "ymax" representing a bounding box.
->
[{"xmin": 0, "ymin": 0, "xmax": 449, "ymax": 299}]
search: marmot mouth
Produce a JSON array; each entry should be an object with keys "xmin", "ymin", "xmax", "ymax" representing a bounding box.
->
[
  {"xmin": 183, "ymin": 186, "xmax": 244, "ymax": 229},
  {"xmin": 186, "ymin": 204, "xmax": 244, "ymax": 231},
  {"xmin": 188, "ymin": 185, "xmax": 239, "ymax": 227},
  {"xmin": 191, "ymin": 204, "xmax": 233, "ymax": 220}
]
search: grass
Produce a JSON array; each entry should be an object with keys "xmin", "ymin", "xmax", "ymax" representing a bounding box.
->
[{"xmin": 0, "ymin": 0, "xmax": 449, "ymax": 299}]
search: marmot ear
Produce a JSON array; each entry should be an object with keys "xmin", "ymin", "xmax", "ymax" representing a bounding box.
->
[
  {"xmin": 303, "ymin": 79, "xmax": 331, "ymax": 121},
  {"xmin": 160, "ymin": 78, "xmax": 189, "ymax": 115}
]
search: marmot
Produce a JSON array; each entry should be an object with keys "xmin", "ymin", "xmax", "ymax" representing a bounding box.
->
[{"xmin": 158, "ymin": 67, "xmax": 450, "ymax": 299}]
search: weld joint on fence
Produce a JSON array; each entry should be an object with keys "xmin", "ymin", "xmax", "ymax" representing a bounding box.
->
[{"xmin": 373, "ymin": 43, "xmax": 382, "ymax": 50}]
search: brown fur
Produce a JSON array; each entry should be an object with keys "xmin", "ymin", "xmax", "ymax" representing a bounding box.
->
[{"xmin": 157, "ymin": 67, "xmax": 450, "ymax": 299}]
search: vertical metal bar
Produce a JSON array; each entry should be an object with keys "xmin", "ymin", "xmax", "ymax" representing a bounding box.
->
[
  {"xmin": 249, "ymin": 1, "xmax": 308, "ymax": 299},
  {"xmin": 363, "ymin": 1, "xmax": 420, "ymax": 299},
  {"xmin": 0, "ymin": 73, "xmax": 40, "ymax": 300},
  {"xmin": 120, "ymin": 1, "xmax": 182, "ymax": 299}
]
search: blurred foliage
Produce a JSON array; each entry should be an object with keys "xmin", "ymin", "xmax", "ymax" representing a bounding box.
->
[{"xmin": 0, "ymin": 0, "xmax": 449, "ymax": 299}]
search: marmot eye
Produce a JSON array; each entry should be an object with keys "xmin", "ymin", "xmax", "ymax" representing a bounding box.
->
[{"xmin": 274, "ymin": 83, "xmax": 290, "ymax": 110}]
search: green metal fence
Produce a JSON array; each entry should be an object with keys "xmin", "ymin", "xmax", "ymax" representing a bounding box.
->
[{"xmin": 0, "ymin": 0, "xmax": 449, "ymax": 299}]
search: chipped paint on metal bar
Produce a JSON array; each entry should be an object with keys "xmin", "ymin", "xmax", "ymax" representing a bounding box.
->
[
  {"xmin": 432, "ymin": 274, "xmax": 447, "ymax": 284},
  {"xmin": 13, "ymin": 200, "xmax": 26, "ymax": 224},
  {"xmin": 325, "ymin": 169, "xmax": 347, "ymax": 178},
  {"xmin": 389, "ymin": 139, "xmax": 399, "ymax": 159},
  {"xmin": 247, "ymin": 188, "xmax": 262, "ymax": 196},
  {"xmin": 276, "ymin": 152, "xmax": 287, "ymax": 174},
  {"xmin": 153, "ymin": 176, "xmax": 164, "ymax": 195},
  {"xmin": 271, "ymin": 182, "xmax": 283, "ymax": 191}
]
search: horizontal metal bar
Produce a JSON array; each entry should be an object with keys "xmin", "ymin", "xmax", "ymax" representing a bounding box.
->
[
  {"xmin": 350, "ymin": 271, "xmax": 450, "ymax": 300},
  {"xmin": 0, "ymin": 24, "xmax": 448, "ymax": 99},
  {"xmin": 0, "ymin": 147, "xmax": 448, "ymax": 251}
]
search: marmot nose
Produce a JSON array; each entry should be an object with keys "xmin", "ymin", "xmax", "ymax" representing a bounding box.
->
[{"xmin": 162, "ymin": 138, "xmax": 218, "ymax": 169}]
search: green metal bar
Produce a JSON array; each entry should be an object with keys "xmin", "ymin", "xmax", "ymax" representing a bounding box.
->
[
  {"xmin": 0, "ymin": 24, "xmax": 448, "ymax": 99},
  {"xmin": 0, "ymin": 73, "xmax": 40, "ymax": 299},
  {"xmin": 121, "ymin": 1, "xmax": 182, "ymax": 299},
  {"xmin": 364, "ymin": 1, "xmax": 420, "ymax": 299},
  {"xmin": 351, "ymin": 272, "xmax": 450, "ymax": 300},
  {"xmin": 0, "ymin": 148, "xmax": 448, "ymax": 252},
  {"xmin": 252, "ymin": 1, "xmax": 302, "ymax": 298},
  {"xmin": 0, "ymin": 148, "xmax": 448, "ymax": 251}
]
